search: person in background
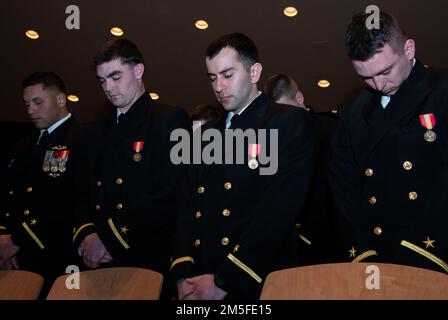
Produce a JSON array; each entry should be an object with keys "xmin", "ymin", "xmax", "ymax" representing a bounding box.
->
[{"xmin": 265, "ymin": 74, "xmax": 338, "ymax": 266}]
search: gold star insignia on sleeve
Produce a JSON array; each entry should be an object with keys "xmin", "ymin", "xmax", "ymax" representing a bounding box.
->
[
  {"xmin": 233, "ymin": 244, "xmax": 240, "ymax": 253},
  {"xmin": 30, "ymin": 219, "xmax": 37, "ymax": 226},
  {"xmin": 349, "ymin": 246, "xmax": 356, "ymax": 258},
  {"xmin": 120, "ymin": 226, "xmax": 129, "ymax": 234},
  {"xmin": 423, "ymin": 237, "xmax": 435, "ymax": 249}
]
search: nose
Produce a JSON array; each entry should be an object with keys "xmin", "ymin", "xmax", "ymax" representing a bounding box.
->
[
  {"xmin": 103, "ymin": 79, "xmax": 113, "ymax": 93},
  {"xmin": 27, "ymin": 104, "xmax": 36, "ymax": 116},
  {"xmin": 372, "ymin": 77, "xmax": 385, "ymax": 92},
  {"xmin": 215, "ymin": 77, "xmax": 226, "ymax": 94}
]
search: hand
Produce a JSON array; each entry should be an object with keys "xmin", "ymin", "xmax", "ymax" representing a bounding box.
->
[
  {"xmin": 80, "ymin": 233, "xmax": 113, "ymax": 269},
  {"xmin": 179, "ymin": 274, "xmax": 227, "ymax": 300},
  {"xmin": 177, "ymin": 278, "xmax": 194, "ymax": 300},
  {"xmin": 0, "ymin": 235, "xmax": 20, "ymax": 269}
]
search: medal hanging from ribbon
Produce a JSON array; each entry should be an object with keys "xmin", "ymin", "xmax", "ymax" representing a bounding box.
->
[
  {"xmin": 419, "ymin": 113, "xmax": 437, "ymax": 142},
  {"xmin": 42, "ymin": 150, "xmax": 53, "ymax": 172},
  {"xmin": 248, "ymin": 144, "xmax": 261, "ymax": 169},
  {"xmin": 50, "ymin": 151, "xmax": 60, "ymax": 172},
  {"xmin": 133, "ymin": 141, "xmax": 144, "ymax": 162},
  {"xmin": 58, "ymin": 150, "xmax": 70, "ymax": 172}
]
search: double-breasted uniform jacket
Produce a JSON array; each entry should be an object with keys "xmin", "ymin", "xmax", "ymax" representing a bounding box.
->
[
  {"xmin": 0, "ymin": 116, "xmax": 85, "ymax": 276},
  {"xmin": 329, "ymin": 60, "xmax": 448, "ymax": 274},
  {"xmin": 171, "ymin": 93, "xmax": 314, "ymax": 298},
  {"xmin": 73, "ymin": 92, "xmax": 189, "ymax": 275}
]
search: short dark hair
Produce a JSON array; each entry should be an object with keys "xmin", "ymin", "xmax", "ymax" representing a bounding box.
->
[
  {"xmin": 264, "ymin": 74, "xmax": 298, "ymax": 102},
  {"xmin": 94, "ymin": 38, "xmax": 144, "ymax": 67},
  {"xmin": 206, "ymin": 33, "xmax": 259, "ymax": 70},
  {"xmin": 22, "ymin": 72, "xmax": 67, "ymax": 94},
  {"xmin": 345, "ymin": 11, "xmax": 407, "ymax": 61},
  {"xmin": 190, "ymin": 104, "xmax": 223, "ymax": 122}
]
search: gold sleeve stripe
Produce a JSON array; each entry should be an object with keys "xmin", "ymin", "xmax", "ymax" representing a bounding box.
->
[
  {"xmin": 227, "ymin": 253, "xmax": 262, "ymax": 283},
  {"xmin": 72, "ymin": 223, "xmax": 95, "ymax": 243},
  {"xmin": 298, "ymin": 233, "xmax": 312, "ymax": 245},
  {"xmin": 170, "ymin": 256, "xmax": 194, "ymax": 271},
  {"xmin": 107, "ymin": 218, "xmax": 130, "ymax": 249},
  {"xmin": 352, "ymin": 250, "xmax": 378, "ymax": 263},
  {"xmin": 401, "ymin": 240, "xmax": 448, "ymax": 274},
  {"xmin": 21, "ymin": 222, "xmax": 44, "ymax": 249},
  {"xmin": 0, "ymin": 226, "xmax": 7, "ymax": 230}
]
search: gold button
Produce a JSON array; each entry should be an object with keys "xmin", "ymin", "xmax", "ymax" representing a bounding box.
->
[
  {"xmin": 194, "ymin": 239, "xmax": 201, "ymax": 246},
  {"xmin": 116, "ymin": 203, "xmax": 123, "ymax": 210},
  {"xmin": 369, "ymin": 196, "xmax": 377, "ymax": 205},
  {"xmin": 222, "ymin": 209, "xmax": 231, "ymax": 217},
  {"xmin": 409, "ymin": 192, "xmax": 418, "ymax": 200},
  {"xmin": 365, "ymin": 168, "xmax": 374, "ymax": 177},
  {"xmin": 116, "ymin": 178, "xmax": 123, "ymax": 185},
  {"xmin": 197, "ymin": 186, "xmax": 205, "ymax": 194},
  {"xmin": 403, "ymin": 161, "xmax": 413, "ymax": 171},
  {"xmin": 96, "ymin": 181, "xmax": 102, "ymax": 187},
  {"xmin": 9, "ymin": 190, "xmax": 14, "ymax": 195},
  {"xmin": 224, "ymin": 182, "xmax": 232, "ymax": 190},
  {"xmin": 221, "ymin": 237, "xmax": 230, "ymax": 246},
  {"xmin": 95, "ymin": 205, "xmax": 101, "ymax": 211},
  {"xmin": 195, "ymin": 211, "xmax": 202, "ymax": 219},
  {"xmin": 5, "ymin": 213, "xmax": 10, "ymax": 217},
  {"xmin": 26, "ymin": 187, "xmax": 33, "ymax": 193},
  {"xmin": 374, "ymin": 227, "xmax": 382, "ymax": 235},
  {"xmin": 24, "ymin": 209, "xmax": 30, "ymax": 216}
]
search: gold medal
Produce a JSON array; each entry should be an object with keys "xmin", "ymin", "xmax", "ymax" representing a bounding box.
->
[
  {"xmin": 419, "ymin": 114, "xmax": 437, "ymax": 143},
  {"xmin": 424, "ymin": 130, "xmax": 436, "ymax": 142},
  {"xmin": 132, "ymin": 141, "xmax": 144, "ymax": 162},
  {"xmin": 133, "ymin": 153, "xmax": 142, "ymax": 162},
  {"xmin": 248, "ymin": 158, "xmax": 258, "ymax": 169}
]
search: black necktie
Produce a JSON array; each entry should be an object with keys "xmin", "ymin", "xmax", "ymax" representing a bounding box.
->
[
  {"xmin": 37, "ymin": 130, "xmax": 49, "ymax": 145},
  {"xmin": 117, "ymin": 113, "xmax": 125, "ymax": 124}
]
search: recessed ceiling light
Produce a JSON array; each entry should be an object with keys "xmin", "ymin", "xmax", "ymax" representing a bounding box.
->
[
  {"xmin": 149, "ymin": 92, "xmax": 159, "ymax": 100},
  {"xmin": 318, "ymin": 80, "xmax": 330, "ymax": 88},
  {"xmin": 25, "ymin": 30, "xmax": 39, "ymax": 40},
  {"xmin": 195, "ymin": 20, "xmax": 209, "ymax": 30},
  {"xmin": 67, "ymin": 95, "xmax": 79, "ymax": 102},
  {"xmin": 283, "ymin": 7, "xmax": 298, "ymax": 17},
  {"xmin": 110, "ymin": 27, "xmax": 124, "ymax": 36}
]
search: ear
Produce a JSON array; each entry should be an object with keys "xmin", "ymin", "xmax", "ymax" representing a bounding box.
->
[
  {"xmin": 134, "ymin": 63, "xmax": 145, "ymax": 80},
  {"xmin": 250, "ymin": 63, "xmax": 263, "ymax": 84},
  {"xmin": 404, "ymin": 39, "xmax": 415, "ymax": 61},
  {"xmin": 295, "ymin": 90, "xmax": 305, "ymax": 106},
  {"xmin": 56, "ymin": 93, "xmax": 66, "ymax": 107}
]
